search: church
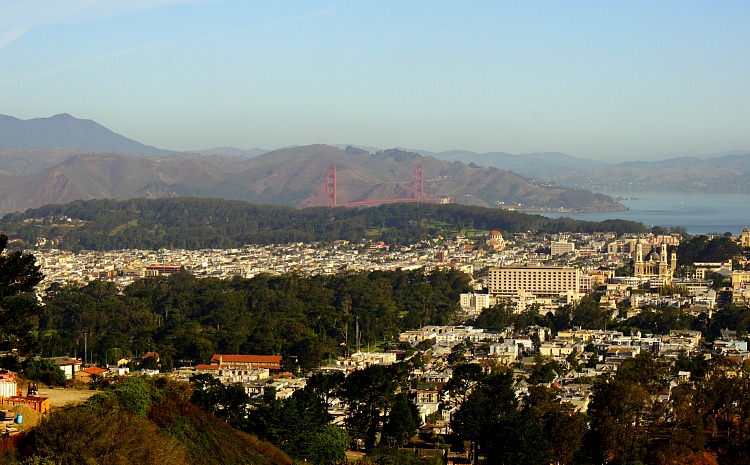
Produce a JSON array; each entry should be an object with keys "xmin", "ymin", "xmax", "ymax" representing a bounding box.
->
[{"xmin": 633, "ymin": 241, "xmax": 677, "ymax": 285}]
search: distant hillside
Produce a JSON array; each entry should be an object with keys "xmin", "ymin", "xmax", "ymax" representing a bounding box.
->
[
  {"xmin": 194, "ymin": 146, "xmax": 270, "ymax": 158},
  {"xmin": 550, "ymin": 152, "xmax": 750, "ymax": 193},
  {"xmin": 427, "ymin": 147, "xmax": 750, "ymax": 193},
  {"xmin": 0, "ymin": 152, "xmax": 236, "ymax": 213},
  {"xmin": 0, "ymin": 144, "xmax": 626, "ymax": 213},
  {"xmin": 0, "ymin": 113, "xmax": 177, "ymax": 156},
  {"xmin": 0, "ymin": 148, "xmax": 86, "ymax": 176},
  {"xmin": 427, "ymin": 149, "xmax": 613, "ymax": 178}
]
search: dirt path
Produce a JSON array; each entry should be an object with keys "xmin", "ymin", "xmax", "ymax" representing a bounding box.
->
[{"xmin": 36, "ymin": 387, "xmax": 97, "ymax": 407}]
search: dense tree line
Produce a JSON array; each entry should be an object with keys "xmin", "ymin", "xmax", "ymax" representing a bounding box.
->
[
  {"xmin": 35, "ymin": 268, "xmax": 472, "ymax": 368},
  {"xmin": 676, "ymin": 234, "xmax": 743, "ymax": 266},
  {"xmin": 0, "ymin": 197, "xmax": 647, "ymax": 250}
]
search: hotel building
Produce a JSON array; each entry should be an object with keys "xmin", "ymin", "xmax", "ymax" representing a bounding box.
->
[{"xmin": 487, "ymin": 266, "xmax": 582, "ymax": 297}]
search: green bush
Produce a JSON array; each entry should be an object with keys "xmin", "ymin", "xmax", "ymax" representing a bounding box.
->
[{"xmin": 19, "ymin": 359, "xmax": 66, "ymax": 386}]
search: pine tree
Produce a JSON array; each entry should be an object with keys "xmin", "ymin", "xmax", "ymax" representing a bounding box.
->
[{"xmin": 0, "ymin": 234, "xmax": 44, "ymax": 354}]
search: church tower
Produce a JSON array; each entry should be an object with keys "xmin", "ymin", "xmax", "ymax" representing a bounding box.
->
[
  {"xmin": 658, "ymin": 243, "xmax": 669, "ymax": 279},
  {"xmin": 634, "ymin": 242, "xmax": 644, "ymax": 276}
]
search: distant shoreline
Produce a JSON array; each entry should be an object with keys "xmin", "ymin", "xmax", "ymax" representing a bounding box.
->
[{"xmin": 538, "ymin": 191, "xmax": 750, "ymax": 235}]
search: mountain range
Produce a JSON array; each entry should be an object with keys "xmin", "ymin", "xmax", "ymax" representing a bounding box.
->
[
  {"xmin": 0, "ymin": 114, "xmax": 177, "ymax": 156},
  {"xmin": 1, "ymin": 113, "xmax": 747, "ymax": 214},
  {"xmin": 419, "ymin": 149, "xmax": 750, "ymax": 194},
  {"xmin": 0, "ymin": 114, "xmax": 627, "ymax": 214}
]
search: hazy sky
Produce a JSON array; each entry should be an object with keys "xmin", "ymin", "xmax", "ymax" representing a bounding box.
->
[{"xmin": 1, "ymin": 1, "xmax": 748, "ymax": 160}]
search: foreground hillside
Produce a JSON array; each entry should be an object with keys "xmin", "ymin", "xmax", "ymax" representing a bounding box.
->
[
  {"xmin": 2, "ymin": 377, "xmax": 290, "ymax": 465},
  {"xmin": 0, "ymin": 197, "xmax": 646, "ymax": 250}
]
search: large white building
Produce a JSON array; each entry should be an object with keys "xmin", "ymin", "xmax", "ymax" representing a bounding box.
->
[
  {"xmin": 550, "ymin": 240, "xmax": 575, "ymax": 256},
  {"xmin": 487, "ymin": 266, "xmax": 581, "ymax": 297},
  {"xmin": 460, "ymin": 292, "xmax": 491, "ymax": 316}
]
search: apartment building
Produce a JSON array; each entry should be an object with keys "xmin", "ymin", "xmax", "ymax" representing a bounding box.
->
[{"xmin": 550, "ymin": 240, "xmax": 575, "ymax": 256}]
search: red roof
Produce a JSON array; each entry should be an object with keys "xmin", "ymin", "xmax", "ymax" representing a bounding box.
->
[
  {"xmin": 195, "ymin": 364, "xmax": 220, "ymax": 370},
  {"xmin": 80, "ymin": 366, "xmax": 108, "ymax": 375},
  {"xmin": 210, "ymin": 354, "xmax": 282, "ymax": 364}
]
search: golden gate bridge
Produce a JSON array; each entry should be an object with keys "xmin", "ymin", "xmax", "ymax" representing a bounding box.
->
[{"xmin": 301, "ymin": 164, "xmax": 450, "ymax": 208}]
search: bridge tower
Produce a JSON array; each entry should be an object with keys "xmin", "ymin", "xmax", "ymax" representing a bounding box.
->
[
  {"xmin": 413, "ymin": 164, "xmax": 425, "ymax": 201},
  {"xmin": 325, "ymin": 166, "xmax": 337, "ymax": 207}
]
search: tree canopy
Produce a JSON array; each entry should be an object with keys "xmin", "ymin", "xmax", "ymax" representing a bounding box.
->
[
  {"xmin": 0, "ymin": 233, "xmax": 44, "ymax": 353},
  {"xmin": 1, "ymin": 197, "xmax": 647, "ymax": 250}
]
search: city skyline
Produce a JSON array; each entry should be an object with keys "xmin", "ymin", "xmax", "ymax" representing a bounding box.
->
[{"xmin": 2, "ymin": 1, "xmax": 749, "ymax": 161}]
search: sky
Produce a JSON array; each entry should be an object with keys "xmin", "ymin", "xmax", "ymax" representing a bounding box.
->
[{"xmin": 1, "ymin": 1, "xmax": 749, "ymax": 161}]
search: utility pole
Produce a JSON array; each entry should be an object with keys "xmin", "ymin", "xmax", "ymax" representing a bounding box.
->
[{"xmin": 82, "ymin": 328, "xmax": 90, "ymax": 367}]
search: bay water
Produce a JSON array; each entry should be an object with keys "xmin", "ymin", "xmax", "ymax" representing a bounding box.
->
[{"xmin": 539, "ymin": 191, "xmax": 750, "ymax": 235}]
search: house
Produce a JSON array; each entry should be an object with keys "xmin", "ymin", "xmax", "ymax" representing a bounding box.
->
[
  {"xmin": 141, "ymin": 352, "xmax": 160, "ymax": 361},
  {"xmin": 108, "ymin": 366, "xmax": 130, "ymax": 376},
  {"xmin": 209, "ymin": 354, "xmax": 283, "ymax": 373},
  {"xmin": 47, "ymin": 356, "xmax": 83, "ymax": 380},
  {"xmin": 74, "ymin": 366, "xmax": 108, "ymax": 382},
  {"xmin": 414, "ymin": 389, "xmax": 440, "ymax": 404}
]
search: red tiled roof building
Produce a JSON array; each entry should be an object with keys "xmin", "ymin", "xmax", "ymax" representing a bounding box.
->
[{"xmin": 209, "ymin": 354, "xmax": 282, "ymax": 372}]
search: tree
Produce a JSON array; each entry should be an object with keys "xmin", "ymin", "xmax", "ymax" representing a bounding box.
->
[
  {"xmin": 307, "ymin": 371, "xmax": 345, "ymax": 407},
  {"xmin": 677, "ymin": 235, "xmax": 742, "ymax": 265},
  {"xmin": 339, "ymin": 364, "xmax": 408, "ymax": 449},
  {"xmin": 245, "ymin": 385, "xmax": 344, "ymax": 464},
  {"xmin": 189, "ymin": 373, "xmax": 249, "ymax": 427},
  {"xmin": 523, "ymin": 386, "xmax": 586, "ymax": 465},
  {"xmin": 571, "ymin": 296, "xmax": 611, "ymax": 330},
  {"xmin": 450, "ymin": 371, "xmax": 552, "ymax": 464},
  {"xmin": 31, "ymin": 405, "xmax": 188, "ymax": 465},
  {"xmin": 0, "ymin": 234, "xmax": 44, "ymax": 353},
  {"xmin": 445, "ymin": 362, "xmax": 485, "ymax": 407},
  {"xmin": 381, "ymin": 393, "xmax": 420, "ymax": 447},
  {"xmin": 587, "ymin": 378, "xmax": 652, "ymax": 463},
  {"xmin": 528, "ymin": 355, "xmax": 563, "ymax": 385},
  {"xmin": 298, "ymin": 424, "xmax": 349, "ymax": 465},
  {"xmin": 618, "ymin": 352, "xmax": 669, "ymax": 392}
]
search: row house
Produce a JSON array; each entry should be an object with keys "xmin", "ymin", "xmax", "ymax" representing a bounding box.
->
[{"xmin": 539, "ymin": 341, "xmax": 584, "ymax": 358}]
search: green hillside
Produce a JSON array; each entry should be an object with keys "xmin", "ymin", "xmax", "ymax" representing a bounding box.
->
[{"xmin": 0, "ymin": 197, "xmax": 646, "ymax": 250}]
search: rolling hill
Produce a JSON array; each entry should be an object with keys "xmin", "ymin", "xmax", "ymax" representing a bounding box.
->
[
  {"xmin": 0, "ymin": 114, "xmax": 628, "ymax": 213},
  {"xmin": 0, "ymin": 145, "xmax": 625, "ymax": 214},
  {"xmin": 425, "ymin": 148, "xmax": 750, "ymax": 194}
]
